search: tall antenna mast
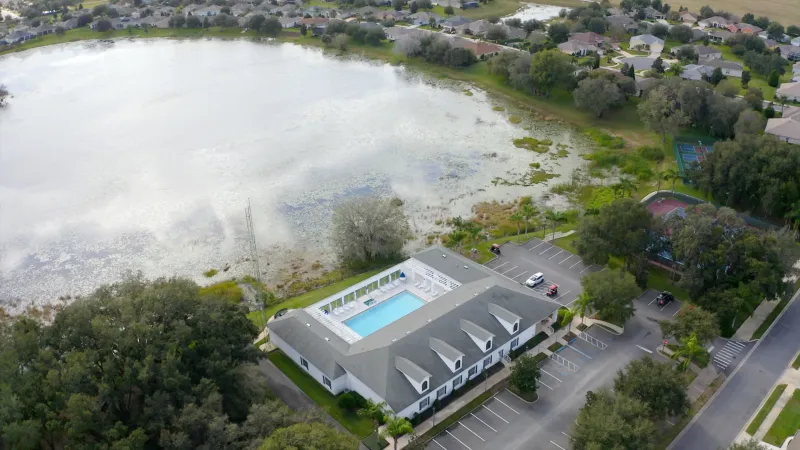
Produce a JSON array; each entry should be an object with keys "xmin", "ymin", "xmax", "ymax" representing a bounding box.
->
[{"xmin": 245, "ymin": 200, "xmax": 267, "ymax": 328}]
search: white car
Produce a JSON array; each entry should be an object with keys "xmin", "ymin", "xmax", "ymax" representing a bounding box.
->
[{"xmin": 525, "ymin": 272, "xmax": 544, "ymax": 287}]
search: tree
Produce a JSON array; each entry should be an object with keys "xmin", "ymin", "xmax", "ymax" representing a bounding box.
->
[
  {"xmin": 331, "ymin": 196, "xmax": 410, "ymax": 268},
  {"xmin": 381, "ymin": 414, "xmax": 414, "ymax": 450},
  {"xmin": 730, "ymin": 440, "xmax": 767, "ymax": 450},
  {"xmin": 659, "ymin": 305, "xmax": 720, "ymax": 344},
  {"xmin": 77, "ymin": 13, "xmax": 93, "ymax": 27},
  {"xmin": 410, "ymin": 0, "xmax": 418, "ymax": 13},
  {"xmin": 444, "ymin": 47, "xmax": 477, "ymax": 67},
  {"xmin": 186, "ymin": 15, "xmax": 202, "ymax": 28},
  {"xmin": 675, "ymin": 45, "xmax": 698, "ymax": 63},
  {"xmin": 523, "ymin": 19, "xmax": 541, "ymax": 33},
  {"xmin": 486, "ymin": 24, "xmax": 507, "ymax": 41},
  {"xmin": 734, "ymin": 110, "xmax": 764, "ymax": 137},
  {"xmin": 671, "ymin": 333, "xmax": 705, "ymax": 370},
  {"xmin": 669, "ymin": 24, "xmax": 693, "ymax": 43},
  {"xmin": 509, "ymin": 212, "xmax": 524, "ymax": 240},
  {"xmin": 582, "ymin": 269, "xmax": 641, "ymax": 324},
  {"xmin": 299, "ymin": 23, "xmax": 308, "ymax": 35},
  {"xmin": 487, "ymin": 15, "xmax": 500, "ymax": 24},
  {"xmin": 767, "ymin": 22, "xmax": 785, "ymax": 40},
  {"xmin": 638, "ymin": 85, "xmax": 689, "ymax": 142},
  {"xmin": 444, "ymin": 5, "xmax": 454, "ymax": 14},
  {"xmin": 699, "ymin": 5, "xmax": 714, "ymax": 18},
  {"xmin": 587, "ymin": 17, "xmax": 607, "ymax": 34},
  {"xmin": 788, "ymin": 25, "xmax": 800, "ymax": 37},
  {"xmin": 573, "ymin": 77, "xmax": 625, "ymax": 118},
  {"xmin": 247, "ymin": 13, "xmax": 265, "ymax": 30},
  {"xmin": 358, "ymin": 400, "xmax": 388, "ymax": 439},
  {"xmin": 520, "ymin": 202, "xmax": 538, "ymax": 235},
  {"xmin": 651, "ymin": 23, "xmax": 669, "ymax": 39},
  {"xmin": 741, "ymin": 70, "xmax": 751, "ymax": 88},
  {"xmin": 768, "ymin": 69, "xmax": 780, "ymax": 87},
  {"xmin": 509, "ymin": 354, "xmax": 541, "ymax": 396},
  {"xmin": 648, "ymin": 56, "xmax": 664, "ymax": 74},
  {"xmin": 547, "ymin": 22, "xmax": 570, "ymax": 44},
  {"xmin": 262, "ymin": 422, "xmax": 360, "ymax": 450},
  {"xmin": 505, "ymin": 17, "xmax": 522, "ymax": 28},
  {"xmin": 614, "ymin": 357, "xmax": 690, "ymax": 419},
  {"xmin": 715, "ymin": 79, "xmax": 739, "ymax": 98},
  {"xmin": 573, "ymin": 389, "xmax": 656, "ymax": 450},
  {"xmin": 95, "ymin": 18, "xmax": 112, "ymax": 31},
  {"xmin": 530, "ymin": 49, "xmax": 574, "ymax": 95},
  {"xmin": 392, "ymin": 0, "xmax": 406, "ymax": 11},
  {"xmin": 709, "ymin": 66, "xmax": 724, "ymax": 85},
  {"xmin": 627, "ymin": 63, "xmax": 636, "ymax": 79},
  {"xmin": 576, "ymin": 198, "xmax": 654, "ymax": 265},
  {"xmin": 545, "ymin": 209, "xmax": 567, "ymax": 240}
]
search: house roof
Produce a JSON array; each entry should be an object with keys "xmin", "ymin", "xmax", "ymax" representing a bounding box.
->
[
  {"xmin": 442, "ymin": 16, "xmax": 471, "ymax": 27},
  {"xmin": 778, "ymin": 82, "xmax": 800, "ymax": 97},
  {"xmin": 607, "ymin": 15, "xmax": 633, "ymax": 27},
  {"xmin": 630, "ymin": 34, "xmax": 664, "ymax": 46},
  {"xmin": 268, "ymin": 245, "xmax": 560, "ymax": 412},
  {"xmin": 765, "ymin": 117, "xmax": 800, "ymax": 140},
  {"xmin": 430, "ymin": 337, "xmax": 464, "ymax": 361},
  {"xmin": 695, "ymin": 45, "xmax": 721, "ymax": 55},
  {"xmin": 701, "ymin": 16, "xmax": 729, "ymax": 25},
  {"xmin": 559, "ymin": 40, "xmax": 595, "ymax": 54},
  {"xmin": 488, "ymin": 303, "xmax": 521, "ymax": 324},
  {"xmin": 793, "ymin": 62, "xmax": 800, "ymax": 74},
  {"xmin": 395, "ymin": 356, "xmax": 431, "ymax": 383},
  {"xmin": 643, "ymin": 6, "xmax": 661, "ymax": 15},
  {"xmin": 703, "ymin": 59, "xmax": 743, "ymax": 70},
  {"xmin": 709, "ymin": 29, "xmax": 733, "ymax": 39},
  {"xmin": 571, "ymin": 31, "xmax": 608, "ymax": 45}
]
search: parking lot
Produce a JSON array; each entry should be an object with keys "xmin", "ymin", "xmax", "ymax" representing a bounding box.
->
[{"xmin": 484, "ymin": 238, "xmax": 603, "ymax": 307}]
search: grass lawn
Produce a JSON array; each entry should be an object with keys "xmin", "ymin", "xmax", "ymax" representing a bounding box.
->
[
  {"xmin": 551, "ymin": 233, "xmax": 579, "ymax": 254},
  {"xmin": 751, "ymin": 297, "xmax": 791, "ymax": 340},
  {"xmin": 625, "ymin": 0, "xmax": 800, "ymax": 33},
  {"xmin": 793, "ymin": 353, "xmax": 800, "ymax": 370},
  {"xmin": 267, "ymin": 350, "xmax": 374, "ymax": 437},
  {"xmin": 764, "ymin": 388, "xmax": 800, "ymax": 446},
  {"xmin": 747, "ymin": 384, "xmax": 789, "ymax": 435},
  {"xmin": 647, "ymin": 266, "xmax": 691, "ymax": 301},
  {"xmin": 247, "ymin": 268, "xmax": 384, "ymax": 329},
  {"xmin": 472, "ymin": 224, "xmax": 576, "ymax": 263}
]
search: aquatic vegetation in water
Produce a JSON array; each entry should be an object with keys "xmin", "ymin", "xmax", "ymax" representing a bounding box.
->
[
  {"xmin": 492, "ymin": 168, "xmax": 559, "ymax": 187},
  {"xmin": 463, "ymin": 89, "xmax": 474, "ymax": 96},
  {"xmin": 513, "ymin": 137, "xmax": 553, "ymax": 153},
  {"xmin": 509, "ymin": 115, "xmax": 522, "ymax": 124},
  {"xmin": 204, "ymin": 269, "xmax": 219, "ymax": 278},
  {"xmin": 493, "ymin": 106, "xmax": 505, "ymax": 111}
]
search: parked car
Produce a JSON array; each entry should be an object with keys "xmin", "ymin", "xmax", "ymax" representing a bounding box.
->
[
  {"xmin": 656, "ymin": 291, "xmax": 674, "ymax": 306},
  {"xmin": 525, "ymin": 272, "xmax": 545, "ymax": 287}
]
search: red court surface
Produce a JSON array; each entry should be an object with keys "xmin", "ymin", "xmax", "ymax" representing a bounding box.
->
[{"xmin": 647, "ymin": 198, "xmax": 689, "ymax": 217}]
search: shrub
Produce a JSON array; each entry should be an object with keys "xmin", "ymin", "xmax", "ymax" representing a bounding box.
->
[
  {"xmin": 337, "ymin": 392, "xmax": 358, "ymax": 411},
  {"xmin": 637, "ymin": 145, "xmax": 665, "ymax": 161}
]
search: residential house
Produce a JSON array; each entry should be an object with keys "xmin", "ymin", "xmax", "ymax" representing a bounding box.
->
[
  {"xmin": 629, "ymin": 34, "xmax": 664, "ymax": 53},
  {"xmin": 635, "ymin": 77, "xmax": 658, "ymax": 96},
  {"xmin": 501, "ymin": 25, "xmax": 526, "ymax": 41},
  {"xmin": 695, "ymin": 45, "xmax": 722, "ymax": 60},
  {"xmin": 231, "ymin": 5, "xmax": 249, "ymax": 16},
  {"xmin": 300, "ymin": 17, "xmax": 329, "ymax": 29},
  {"xmin": 765, "ymin": 106, "xmax": 800, "ymax": 144},
  {"xmin": 606, "ymin": 7, "xmax": 624, "ymax": 16},
  {"xmin": 793, "ymin": 62, "xmax": 800, "ymax": 80},
  {"xmin": 155, "ymin": 6, "xmax": 176, "ymax": 16},
  {"xmin": 680, "ymin": 63, "xmax": 714, "ymax": 80},
  {"xmin": 356, "ymin": 6, "xmax": 380, "ymax": 17},
  {"xmin": 278, "ymin": 16, "xmax": 300, "ymax": 28},
  {"xmin": 702, "ymin": 58, "xmax": 744, "ymax": 77},
  {"xmin": 32, "ymin": 23, "xmax": 56, "ymax": 36},
  {"xmin": 456, "ymin": 19, "xmax": 491, "ymax": 36},
  {"xmin": 1, "ymin": 29, "xmax": 36, "ymax": 45},
  {"xmin": 777, "ymin": 45, "xmax": 800, "ymax": 61},
  {"xmin": 642, "ymin": 7, "xmax": 665, "ymax": 20},
  {"xmin": 777, "ymin": 82, "xmax": 800, "ymax": 102},
  {"xmin": 375, "ymin": 10, "xmax": 407, "ymax": 22},
  {"xmin": 56, "ymin": 18, "xmax": 79, "ymax": 30},
  {"xmin": 409, "ymin": 12, "xmax": 441, "ymax": 26},
  {"xmin": 792, "ymin": 37, "xmax": 800, "ymax": 47},
  {"xmin": 679, "ymin": 11, "xmax": 699, "ymax": 24},
  {"xmin": 111, "ymin": 5, "xmax": 136, "ymax": 17},
  {"xmin": 728, "ymin": 22, "xmax": 762, "ymax": 34},
  {"xmin": 441, "ymin": 16, "xmax": 471, "ymax": 33},
  {"xmin": 267, "ymin": 246, "xmax": 561, "ymax": 419},
  {"xmin": 182, "ymin": 4, "xmax": 202, "ymax": 16},
  {"xmin": 558, "ymin": 40, "xmax": 598, "ymax": 56},
  {"xmin": 385, "ymin": 26, "xmax": 425, "ymax": 41},
  {"xmin": 707, "ymin": 29, "xmax": 733, "ymax": 44},
  {"xmin": 698, "ymin": 16, "xmax": 730, "ymax": 29},
  {"xmin": 690, "ymin": 28, "xmax": 707, "ymax": 42},
  {"xmin": 448, "ymin": 36, "xmax": 503, "ymax": 57},
  {"xmin": 606, "ymin": 15, "xmax": 634, "ymax": 29},
  {"xmin": 620, "ymin": 56, "xmax": 669, "ymax": 71},
  {"xmin": 194, "ymin": 5, "xmax": 222, "ymax": 17}
]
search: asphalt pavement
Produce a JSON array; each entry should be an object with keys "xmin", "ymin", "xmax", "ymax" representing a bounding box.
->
[{"xmin": 669, "ymin": 288, "xmax": 800, "ymax": 450}]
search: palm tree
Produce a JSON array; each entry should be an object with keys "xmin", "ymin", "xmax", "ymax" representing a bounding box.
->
[
  {"xmin": 573, "ymin": 292, "xmax": 592, "ymax": 325},
  {"xmin": 509, "ymin": 212, "xmax": 524, "ymax": 242},
  {"xmin": 611, "ymin": 182, "xmax": 624, "ymax": 199},
  {"xmin": 618, "ymin": 175, "xmax": 637, "ymax": 198},
  {"xmin": 449, "ymin": 230, "xmax": 467, "ymax": 253},
  {"xmin": 561, "ymin": 308, "xmax": 576, "ymax": 334},
  {"xmin": 664, "ymin": 168, "xmax": 681, "ymax": 194},
  {"xmin": 358, "ymin": 400, "xmax": 388, "ymax": 440},
  {"xmin": 546, "ymin": 210, "xmax": 567, "ymax": 240},
  {"xmin": 671, "ymin": 333, "xmax": 704, "ymax": 371},
  {"xmin": 451, "ymin": 216, "xmax": 465, "ymax": 231},
  {"xmin": 465, "ymin": 221, "xmax": 484, "ymax": 248},
  {"xmin": 655, "ymin": 169, "xmax": 664, "ymax": 192},
  {"xmin": 381, "ymin": 413, "xmax": 415, "ymax": 450},
  {"xmin": 520, "ymin": 203, "xmax": 538, "ymax": 236},
  {"xmin": 784, "ymin": 201, "xmax": 800, "ymax": 231}
]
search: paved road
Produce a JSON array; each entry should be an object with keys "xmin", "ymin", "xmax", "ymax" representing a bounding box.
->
[{"xmin": 669, "ymin": 288, "xmax": 800, "ymax": 450}]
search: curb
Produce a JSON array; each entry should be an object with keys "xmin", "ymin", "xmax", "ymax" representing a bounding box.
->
[{"xmin": 505, "ymin": 387, "xmax": 538, "ymax": 404}]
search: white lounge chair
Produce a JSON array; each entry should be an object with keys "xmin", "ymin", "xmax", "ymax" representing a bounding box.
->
[
  {"xmin": 414, "ymin": 280, "xmax": 423, "ymax": 288},
  {"xmin": 425, "ymin": 284, "xmax": 433, "ymax": 293},
  {"xmin": 332, "ymin": 308, "xmax": 340, "ymax": 316},
  {"xmin": 431, "ymin": 290, "xmax": 439, "ymax": 297},
  {"xmin": 380, "ymin": 285, "xmax": 388, "ymax": 293},
  {"xmin": 349, "ymin": 302, "xmax": 356, "ymax": 310},
  {"xmin": 393, "ymin": 280, "xmax": 401, "ymax": 287}
]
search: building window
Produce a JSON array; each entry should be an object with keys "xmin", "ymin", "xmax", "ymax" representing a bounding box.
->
[
  {"xmin": 511, "ymin": 337, "xmax": 519, "ymax": 349},
  {"xmin": 485, "ymin": 340, "xmax": 492, "ymax": 351},
  {"xmin": 513, "ymin": 322, "xmax": 519, "ymax": 333},
  {"xmin": 455, "ymin": 359, "xmax": 462, "ymax": 370},
  {"xmin": 421, "ymin": 380, "xmax": 428, "ymax": 391},
  {"xmin": 468, "ymin": 366, "xmax": 478, "ymax": 378},
  {"xmin": 323, "ymin": 376, "xmax": 331, "ymax": 388},
  {"xmin": 437, "ymin": 386, "xmax": 447, "ymax": 399},
  {"xmin": 453, "ymin": 375, "xmax": 463, "ymax": 389},
  {"xmin": 483, "ymin": 355, "xmax": 493, "ymax": 368},
  {"xmin": 419, "ymin": 397, "xmax": 430, "ymax": 410},
  {"xmin": 300, "ymin": 358, "xmax": 309, "ymax": 370}
]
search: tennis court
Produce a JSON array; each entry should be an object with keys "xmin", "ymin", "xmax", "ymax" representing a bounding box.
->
[{"xmin": 674, "ymin": 137, "xmax": 716, "ymax": 174}]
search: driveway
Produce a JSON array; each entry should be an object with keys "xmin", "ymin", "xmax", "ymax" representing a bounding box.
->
[
  {"xmin": 484, "ymin": 238, "xmax": 602, "ymax": 307},
  {"xmin": 668, "ymin": 288, "xmax": 800, "ymax": 450}
]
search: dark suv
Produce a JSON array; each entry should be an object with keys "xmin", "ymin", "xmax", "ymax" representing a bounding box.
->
[{"xmin": 656, "ymin": 291, "xmax": 674, "ymax": 307}]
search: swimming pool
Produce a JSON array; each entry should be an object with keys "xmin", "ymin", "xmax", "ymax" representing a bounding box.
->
[{"xmin": 345, "ymin": 291, "xmax": 425, "ymax": 337}]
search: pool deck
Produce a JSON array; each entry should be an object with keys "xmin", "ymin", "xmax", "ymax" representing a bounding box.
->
[{"xmin": 314, "ymin": 280, "xmax": 444, "ymax": 324}]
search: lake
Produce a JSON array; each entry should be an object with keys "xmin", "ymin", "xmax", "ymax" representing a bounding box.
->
[
  {"xmin": 0, "ymin": 38, "xmax": 590, "ymax": 310},
  {"xmin": 504, "ymin": 3, "xmax": 567, "ymax": 22}
]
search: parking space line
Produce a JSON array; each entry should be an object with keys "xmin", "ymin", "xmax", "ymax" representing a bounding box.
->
[
  {"xmin": 493, "ymin": 397, "xmax": 520, "ymax": 414},
  {"xmin": 458, "ymin": 422, "xmax": 485, "ymax": 442},
  {"xmin": 540, "ymin": 368, "xmax": 563, "ymax": 383},
  {"xmin": 530, "ymin": 242, "xmax": 546, "ymax": 250},
  {"xmin": 550, "ymin": 441, "xmax": 567, "ymax": 450},
  {"xmin": 482, "ymin": 405, "xmax": 509, "ymax": 423},
  {"xmin": 548, "ymin": 249, "xmax": 565, "ymax": 260},
  {"xmin": 673, "ymin": 309, "xmax": 680, "ymax": 316},
  {"xmin": 569, "ymin": 261, "xmax": 582, "ymax": 269},
  {"xmin": 579, "ymin": 266, "xmax": 593, "ymax": 274},
  {"xmin": 493, "ymin": 261, "xmax": 509, "ymax": 270},
  {"xmin": 500, "ymin": 265, "xmax": 518, "ymax": 275},
  {"xmin": 446, "ymin": 430, "xmax": 473, "ymax": 450},
  {"xmin": 559, "ymin": 255, "xmax": 573, "ymax": 264},
  {"xmin": 660, "ymin": 302, "xmax": 670, "ymax": 311},
  {"xmin": 648, "ymin": 296, "xmax": 658, "ymax": 305},
  {"xmin": 562, "ymin": 432, "xmax": 574, "ymax": 441},
  {"xmin": 511, "ymin": 271, "xmax": 528, "ymax": 281},
  {"xmin": 554, "ymin": 290, "xmax": 571, "ymax": 302},
  {"xmin": 538, "ymin": 246, "xmax": 555, "ymax": 255},
  {"xmin": 470, "ymin": 413, "xmax": 497, "ymax": 433},
  {"xmin": 566, "ymin": 344, "xmax": 593, "ymax": 360},
  {"xmin": 636, "ymin": 345, "xmax": 653, "ymax": 354},
  {"xmin": 538, "ymin": 380, "xmax": 554, "ymax": 390},
  {"xmin": 431, "ymin": 439, "xmax": 447, "ymax": 450}
]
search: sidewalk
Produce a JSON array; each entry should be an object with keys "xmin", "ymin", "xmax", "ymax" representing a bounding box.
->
[
  {"xmin": 734, "ymin": 300, "xmax": 780, "ymax": 342},
  {"xmin": 386, "ymin": 327, "xmax": 569, "ymax": 449},
  {"xmin": 752, "ymin": 367, "xmax": 800, "ymax": 441}
]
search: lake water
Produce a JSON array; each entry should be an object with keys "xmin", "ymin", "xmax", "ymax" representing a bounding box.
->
[
  {"xmin": 504, "ymin": 3, "xmax": 567, "ymax": 22},
  {"xmin": 0, "ymin": 39, "xmax": 590, "ymax": 311}
]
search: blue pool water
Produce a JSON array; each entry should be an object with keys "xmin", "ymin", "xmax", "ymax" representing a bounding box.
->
[{"xmin": 345, "ymin": 291, "xmax": 425, "ymax": 337}]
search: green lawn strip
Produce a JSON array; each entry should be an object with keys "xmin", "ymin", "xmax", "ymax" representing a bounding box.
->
[
  {"xmin": 551, "ymin": 233, "xmax": 579, "ymax": 254},
  {"xmin": 508, "ymin": 385, "xmax": 538, "ymax": 402},
  {"xmin": 793, "ymin": 353, "xmax": 800, "ymax": 370},
  {"xmin": 547, "ymin": 342, "xmax": 563, "ymax": 352},
  {"xmin": 473, "ymin": 225, "xmax": 576, "ymax": 263},
  {"xmin": 751, "ymin": 297, "xmax": 790, "ymax": 341},
  {"xmin": 647, "ymin": 266, "xmax": 691, "ymax": 301},
  {"xmin": 247, "ymin": 269, "xmax": 384, "ymax": 328},
  {"xmin": 267, "ymin": 350, "xmax": 374, "ymax": 437},
  {"xmin": 654, "ymin": 375, "xmax": 724, "ymax": 450},
  {"xmin": 411, "ymin": 379, "xmax": 509, "ymax": 445},
  {"xmin": 746, "ymin": 384, "xmax": 788, "ymax": 435},
  {"xmin": 764, "ymin": 388, "xmax": 800, "ymax": 446}
]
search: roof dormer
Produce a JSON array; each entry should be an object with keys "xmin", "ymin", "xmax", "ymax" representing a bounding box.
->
[
  {"xmin": 488, "ymin": 303, "xmax": 522, "ymax": 335},
  {"xmin": 429, "ymin": 337, "xmax": 465, "ymax": 373},
  {"xmin": 395, "ymin": 356, "xmax": 432, "ymax": 394},
  {"xmin": 461, "ymin": 319, "xmax": 494, "ymax": 353}
]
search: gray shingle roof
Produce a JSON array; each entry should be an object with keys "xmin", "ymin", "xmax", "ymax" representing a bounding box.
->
[
  {"xmin": 488, "ymin": 303, "xmax": 521, "ymax": 324},
  {"xmin": 395, "ymin": 356, "xmax": 431, "ymax": 383},
  {"xmin": 268, "ymin": 246, "xmax": 561, "ymax": 412},
  {"xmin": 430, "ymin": 337, "xmax": 464, "ymax": 361},
  {"xmin": 412, "ymin": 247, "xmax": 493, "ymax": 284}
]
